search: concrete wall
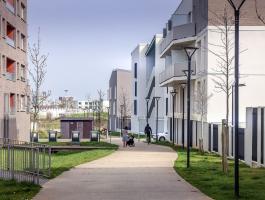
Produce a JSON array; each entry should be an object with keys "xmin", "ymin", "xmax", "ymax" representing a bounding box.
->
[{"xmin": 0, "ymin": 0, "xmax": 30, "ymax": 141}]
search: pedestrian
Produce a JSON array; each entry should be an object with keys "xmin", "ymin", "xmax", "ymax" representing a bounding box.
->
[
  {"xmin": 144, "ymin": 124, "xmax": 152, "ymax": 144},
  {"xmin": 122, "ymin": 126, "xmax": 129, "ymax": 147}
]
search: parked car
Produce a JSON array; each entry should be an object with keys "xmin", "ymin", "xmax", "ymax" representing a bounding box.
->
[{"xmin": 152, "ymin": 132, "xmax": 169, "ymax": 141}]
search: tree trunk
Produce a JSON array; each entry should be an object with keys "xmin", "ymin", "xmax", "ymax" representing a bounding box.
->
[
  {"xmin": 199, "ymin": 117, "xmax": 204, "ymax": 153},
  {"xmin": 222, "ymin": 119, "xmax": 228, "ymax": 174}
]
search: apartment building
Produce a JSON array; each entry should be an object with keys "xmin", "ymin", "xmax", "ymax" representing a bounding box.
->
[
  {"xmin": 109, "ymin": 69, "xmax": 132, "ymax": 131},
  {"xmin": 0, "ymin": 0, "xmax": 30, "ymax": 141},
  {"xmin": 158, "ymin": 0, "xmax": 265, "ymax": 147},
  {"xmin": 131, "ymin": 36, "xmax": 169, "ymax": 134}
]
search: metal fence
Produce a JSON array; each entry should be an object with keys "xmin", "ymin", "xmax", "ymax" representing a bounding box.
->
[{"xmin": 0, "ymin": 138, "xmax": 51, "ymax": 185}]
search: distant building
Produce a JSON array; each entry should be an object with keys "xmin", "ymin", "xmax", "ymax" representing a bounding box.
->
[
  {"xmin": 109, "ymin": 69, "xmax": 132, "ymax": 131},
  {"xmin": 0, "ymin": 0, "xmax": 30, "ymax": 141}
]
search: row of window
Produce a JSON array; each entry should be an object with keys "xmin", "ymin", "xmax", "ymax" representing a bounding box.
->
[
  {"xmin": 0, "ymin": 54, "xmax": 27, "ymax": 82},
  {"xmin": 0, "ymin": 16, "xmax": 27, "ymax": 50},
  {"xmin": 109, "ymin": 86, "xmax": 117, "ymax": 100},
  {"xmin": 2, "ymin": 0, "xmax": 27, "ymax": 22},
  {"xmin": 4, "ymin": 93, "xmax": 29, "ymax": 115}
]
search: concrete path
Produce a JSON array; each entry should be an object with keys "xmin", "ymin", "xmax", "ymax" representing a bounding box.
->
[{"xmin": 34, "ymin": 139, "xmax": 211, "ymax": 200}]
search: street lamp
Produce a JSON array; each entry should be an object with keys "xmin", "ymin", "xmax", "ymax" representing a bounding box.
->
[
  {"xmin": 145, "ymin": 97, "xmax": 150, "ymax": 124},
  {"xmin": 154, "ymin": 97, "xmax": 161, "ymax": 142},
  {"xmin": 120, "ymin": 104, "xmax": 124, "ymax": 138},
  {"xmin": 231, "ymin": 83, "xmax": 246, "ymax": 156},
  {"xmin": 170, "ymin": 90, "xmax": 177, "ymax": 145},
  {"xmin": 180, "ymin": 83, "xmax": 186, "ymax": 149},
  {"xmin": 227, "ymin": 0, "xmax": 247, "ymax": 197},
  {"xmin": 184, "ymin": 47, "xmax": 198, "ymax": 168}
]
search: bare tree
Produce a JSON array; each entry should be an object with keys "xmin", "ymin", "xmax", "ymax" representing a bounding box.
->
[
  {"xmin": 29, "ymin": 29, "xmax": 50, "ymax": 133},
  {"xmin": 194, "ymin": 78, "xmax": 213, "ymax": 153},
  {"xmin": 208, "ymin": 7, "xmax": 234, "ymax": 174},
  {"xmin": 97, "ymin": 90, "xmax": 105, "ymax": 131},
  {"xmin": 118, "ymin": 88, "xmax": 131, "ymax": 129},
  {"xmin": 255, "ymin": 0, "xmax": 265, "ymax": 24}
]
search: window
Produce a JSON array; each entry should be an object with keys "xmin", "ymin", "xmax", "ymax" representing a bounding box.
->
[
  {"xmin": 6, "ymin": 57, "xmax": 16, "ymax": 81},
  {"xmin": 6, "ymin": 23, "xmax": 15, "ymax": 47},
  {"xmin": 21, "ymin": 34, "xmax": 26, "ymax": 50},
  {"xmin": 166, "ymin": 98, "xmax": 168, "ymax": 116},
  {"xmin": 21, "ymin": 3, "xmax": 26, "ymax": 21},
  {"xmin": 188, "ymin": 12, "xmax": 192, "ymax": 23},
  {"xmin": 10, "ymin": 93, "xmax": 16, "ymax": 114},
  {"xmin": 21, "ymin": 64, "xmax": 26, "ymax": 81},
  {"xmin": 134, "ymin": 63, "xmax": 137, "ymax": 79},
  {"xmin": 134, "ymin": 100, "xmax": 137, "ymax": 115},
  {"xmin": 134, "ymin": 82, "xmax": 137, "ymax": 97}
]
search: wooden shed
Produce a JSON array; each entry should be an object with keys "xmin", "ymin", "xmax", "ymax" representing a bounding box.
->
[{"xmin": 60, "ymin": 118, "xmax": 93, "ymax": 139}]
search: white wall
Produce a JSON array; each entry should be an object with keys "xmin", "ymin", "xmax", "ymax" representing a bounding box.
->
[{"xmin": 207, "ymin": 26, "xmax": 265, "ymax": 124}]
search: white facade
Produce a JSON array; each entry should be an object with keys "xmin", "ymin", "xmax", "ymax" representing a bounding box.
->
[{"xmin": 131, "ymin": 35, "xmax": 168, "ymax": 134}]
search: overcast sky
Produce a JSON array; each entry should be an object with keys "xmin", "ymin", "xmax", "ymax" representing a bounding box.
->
[{"xmin": 28, "ymin": 0, "xmax": 181, "ymax": 100}]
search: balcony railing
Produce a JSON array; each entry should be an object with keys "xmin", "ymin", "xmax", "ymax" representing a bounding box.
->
[
  {"xmin": 159, "ymin": 61, "xmax": 196, "ymax": 84},
  {"xmin": 6, "ymin": 37, "xmax": 15, "ymax": 47},
  {"xmin": 160, "ymin": 23, "xmax": 196, "ymax": 54},
  {"xmin": 5, "ymin": 72, "xmax": 16, "ymax": 81},
  {"xmin": 6, "ymin": 2, "xmax": 15, "ymax": 14}
]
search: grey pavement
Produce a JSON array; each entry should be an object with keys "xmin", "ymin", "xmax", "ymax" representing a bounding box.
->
[{"xmin": 33, "ymin": 138, "xmax": 211, "ymax": 200}]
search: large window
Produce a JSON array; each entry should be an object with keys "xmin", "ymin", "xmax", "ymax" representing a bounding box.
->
[
  {"xmin": 6, "ymin": 0, "xmax": 15, "ymax": 14},
  {"xmin": 134, "ymin": 63, "xmax": 137, "ymax": 79},
  {"xmin": 134, "ymin": 82, "xmax": 137, "ymax": 97},
  {"xmin": 6, "ymin": 23, "xmax": 15, "ymax": 47},
  {"xmin": 134, "ymin": 100, "xmax": 137, "ymax": 115},
  {"xmin": 21, "ymin": 3, "xmax": 26, "ymax": 21},
  {"xmin": 6, "ymin": 57, "xmax": 16, "ymax": 81}
]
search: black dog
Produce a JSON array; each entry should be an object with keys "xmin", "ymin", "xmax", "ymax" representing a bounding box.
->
[{"xmin": 126, "ymin": 135, "xmax": 135, "ymax": 147}]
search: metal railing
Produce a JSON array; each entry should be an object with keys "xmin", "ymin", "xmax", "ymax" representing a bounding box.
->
[{"xmin": 0, "ymin": 138, "xmax": 51, "ymax": 185}]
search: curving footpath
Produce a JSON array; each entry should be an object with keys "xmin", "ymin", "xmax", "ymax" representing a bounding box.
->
[{"xmin": 34, "ymin": 139, "xmax": 211, "ymax": 200}]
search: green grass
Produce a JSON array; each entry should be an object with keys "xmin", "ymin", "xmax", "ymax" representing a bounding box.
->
[
  {"xmin": 154, "ymin": 141, "xmax": 265, "ymax": 200},
  {"xmin": 0, "ymin": 180, "xmax": 40, "ymax": 200},
  {"xmin": 0, "ymin": 147, "xmax": 116, "ymax": 200},
  {"xmin": 41, "ymin": 141, "xmax": 118, "ymax": 149}
]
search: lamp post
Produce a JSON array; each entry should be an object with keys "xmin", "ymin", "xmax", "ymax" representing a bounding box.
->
[
  {"xmin": 184, "ymin": 47, "xmax": 198, "ymax": 168},
  {"xmin": 145, "ymin": 97, "xmax": 150, "ymax": 124},
  {"xmin": 231, "ymin": 83, "xmax": 246, "ymax": 156},
  {"xmin": 170, "ymin": 90, "xmax": 177, "ymax": 145},
  {"xmin": 180, "ymin": 83, "xmax": 186, "ymax": 149},
  {"xmin": 227, "ymin": 0, "xmax": 246, "ymax": 197},
  {"xmin": 120, "ymin": 104, "xmax": 124, "ymax": 138},
  {"xmin": 154, "ymin": 97, "xmax": 161, "ymax": 142}
]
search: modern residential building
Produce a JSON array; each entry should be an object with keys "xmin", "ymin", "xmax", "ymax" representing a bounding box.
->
[
  {"xmin": 0, "ymin": 0, "xmax": 30, "ymax": 141},
  {"xmin": 158, "ymin": 0, "xmax": 265, "ymax": 148},
  {"xmin": 131, "ymin": 35, "xmax": 169, "ymax": 134},
  {"xmin": 109, "ymin": 69, "xmax": 132, "ymax": 131}
]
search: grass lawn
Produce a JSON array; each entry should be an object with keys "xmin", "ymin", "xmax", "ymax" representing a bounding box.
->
[
  {"xmin": 0, "ymin": 147, "xmax": 116, "ymax": 200},
  {"xmin": 0, "ymin": 180, "xmax": 40, "ymax": 200},
  {"xmin": 155, "ymin": 141, "xmax": 265, "ymax": 200},
  {"xmin": 41, "ymin": 141, "xmax": 118, "ymax": 149}
]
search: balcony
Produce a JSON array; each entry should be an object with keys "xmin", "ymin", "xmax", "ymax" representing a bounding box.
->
[
  {"xmin": 6, "ymin": 37, "xmax": 15, "ymax": 47},
  {"xmin": 5, "ymin": 72, "xmax": 16, "ymax": 81},
  {"xmin": 6, "ymin": 1, "xmax": 15, "ymax": 14},
  {"xmin": 159, "ymin": 61, "xmax": 196, "ymax": 86},
  {"xmin": 160, "ymin": 23, "xmax": 196, "ymax": 56}
]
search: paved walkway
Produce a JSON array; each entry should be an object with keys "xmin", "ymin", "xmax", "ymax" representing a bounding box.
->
[{"xmin": 34, "ymin": 139, "xmax": 211, "ymax": 200}]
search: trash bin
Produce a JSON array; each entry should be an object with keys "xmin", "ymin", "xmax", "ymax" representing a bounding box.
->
[
  {"xmin": 49, "ymin": 130, "xmax": 57, "ymax": 142},
  {"xmin": 32, "ymin": 132, "xmax": 39, "ymax": 143},
  {"xmin": 72, "ymin": 131, "xmax": 80, "ymax": 144},
  {"xmin": 90, "ymin": 131, "xmax": 99, "ymax": 142}
]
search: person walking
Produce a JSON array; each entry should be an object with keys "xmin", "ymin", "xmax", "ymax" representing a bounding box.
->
[
  {"xmin": 144, "ymin": 124, "xmax": 152, "ymax": 145},
  {"xmin": 122, "ymin": 126, "xmax": 129, "ymax": 147}
]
